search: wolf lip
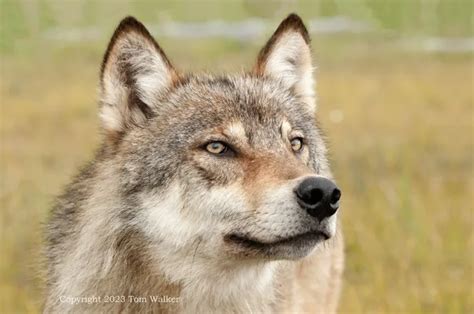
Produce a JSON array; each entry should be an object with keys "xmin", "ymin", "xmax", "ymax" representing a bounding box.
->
[{"xmin": 225, "ymin": 231, "xmax": 330, "ymax": 250}]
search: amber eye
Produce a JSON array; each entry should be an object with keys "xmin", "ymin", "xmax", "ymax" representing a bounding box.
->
[
  {"xmin": 290, "ymin": 137, "xmax": 304, "ymax": 152},
  {"xmin": 206, "ymin": 141, "xmax": 228, "ymax": 155}
]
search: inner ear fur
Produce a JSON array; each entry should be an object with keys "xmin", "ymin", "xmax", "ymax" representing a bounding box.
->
[
  {"xmin": 253, "ymin": 14, "xmax": 316, "ymax": 112},
  {"xmin": 254, "ymin": 13, "xmax": 310, "ymax": 76},
  {"xmin": 99, "ymin": 16, "xmax": 178, "ymax": 141}
]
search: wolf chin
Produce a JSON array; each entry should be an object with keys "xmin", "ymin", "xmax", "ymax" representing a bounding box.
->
[{"xmin": 44, "ymin": 14, "xmax": 344, "ymax": 313}]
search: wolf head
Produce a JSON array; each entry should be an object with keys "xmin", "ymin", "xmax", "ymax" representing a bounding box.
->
[{"xmin": 98, "ymin": 14, "xmax": 341, "ymax": 263}]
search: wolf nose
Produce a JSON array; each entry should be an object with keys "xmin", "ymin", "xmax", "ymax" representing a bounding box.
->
[{"xmin": 295, "ymin": 177, "xmax": 341, "ymax": 220}]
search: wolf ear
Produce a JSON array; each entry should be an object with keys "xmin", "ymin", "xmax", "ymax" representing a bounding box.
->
[
  {"xmin": 99, "ymin": 16, "xmax": 177, "ymax": 139},
  {"xmin": 254, "ymin": 14, "xmax": 315, "ymax": 112}
]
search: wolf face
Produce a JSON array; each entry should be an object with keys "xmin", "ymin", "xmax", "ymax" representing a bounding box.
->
[{"xmin": 99, "ymin": 15, "xmax": 341, "ymax": 264}]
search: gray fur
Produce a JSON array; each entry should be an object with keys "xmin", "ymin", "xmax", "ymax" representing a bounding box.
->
[{"xmin": 44, "ymin": 14, "xmax": 343, "ymax": 313}]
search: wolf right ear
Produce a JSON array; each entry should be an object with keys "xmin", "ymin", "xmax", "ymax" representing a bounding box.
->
[
  {"xmin": 254, "ymin": 14, "xmax": 315, "ymax": 113},
  {"xmin": 99, "ymin": 16, "xmax": 177, "ymax": 140}
]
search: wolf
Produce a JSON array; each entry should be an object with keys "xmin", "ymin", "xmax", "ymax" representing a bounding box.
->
[{"xmin": 44, "ymin": 13, "xmax": 344, "ymax": 313}]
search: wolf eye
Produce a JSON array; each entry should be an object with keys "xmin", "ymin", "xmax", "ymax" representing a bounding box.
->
[
  {"xmin": 290, "ymin": 137, "xmax": 304, "ymax": 152},
  {"xmin": 205, "ymin": 141, "xmax": 228, "ymax": 155}
]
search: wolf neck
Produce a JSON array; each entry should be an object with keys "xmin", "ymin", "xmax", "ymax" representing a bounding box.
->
[
  {"xmin": 120, "ymin": 249, "xmax": 284, "ymax": 313},
  {"xmin": 124, "ymin": 225, "xmax": 286, "ymax": 312},
  {"xmin": 172, "ymin": 260, "xmax": 283, "ymax": 313},
  {"xmin": 67, "ymin": 220, "xmax": 285, "ymax": 313}
]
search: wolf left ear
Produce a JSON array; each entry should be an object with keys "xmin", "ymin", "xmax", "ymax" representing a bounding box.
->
[
  {"xmin": 100, "ymin": 16, "xmax": 177, "ymax": 140},
  {"xmin": 254, "ymin": 14, "xmax": 315, "ymax": 112}
]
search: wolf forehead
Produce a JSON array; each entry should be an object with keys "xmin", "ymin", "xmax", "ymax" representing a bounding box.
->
[
  {"xmin": 116, "ymin": 74, "xmax": 322, "ymax": 193},
  {"xmin": 149, "ymin": 74, "xmax": 317, "ymax": 140}
]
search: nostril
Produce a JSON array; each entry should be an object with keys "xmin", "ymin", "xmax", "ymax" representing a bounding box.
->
[
  {"xmin": 330, "ymin": 188, "xmax": 341, "ymax": 204},
  {"xmin": 310, "ymin": 188, "xmax": 324, "ymax": 204}
]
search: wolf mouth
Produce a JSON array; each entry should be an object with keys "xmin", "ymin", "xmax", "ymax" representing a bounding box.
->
[{"xmin": 225, "ymin": 231, "xmax": 330, "ymax": 250}]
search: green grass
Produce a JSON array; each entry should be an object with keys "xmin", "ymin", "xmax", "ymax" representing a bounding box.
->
[
  {"xmin": 1, "ymin": 1, "xmax": 473, "ymax": 313},
  {"xmin": 1, "ymin": 0, "xmax": 472, "ymax": 54}
]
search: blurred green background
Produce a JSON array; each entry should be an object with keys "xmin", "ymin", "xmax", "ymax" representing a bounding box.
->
[{"xmin": 1, "ymin": 0, "xmax": 473, "ymax": 313}]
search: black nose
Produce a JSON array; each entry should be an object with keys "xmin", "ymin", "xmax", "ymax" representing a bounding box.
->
[{"xmin": 295, "ymin": 177, "xmax": 341, "ymax": 220}]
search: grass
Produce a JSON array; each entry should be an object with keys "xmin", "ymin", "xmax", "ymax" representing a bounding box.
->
[
  {"xmin": 1, "ymin": 1, "xmax": 473, "ymax": 313},
  {"xmin": 321, "ymin": 57, "xmax": 473, "ymax": 313}
]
